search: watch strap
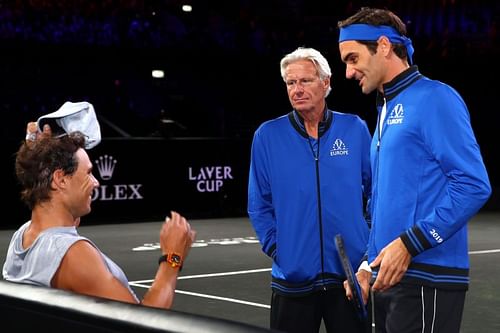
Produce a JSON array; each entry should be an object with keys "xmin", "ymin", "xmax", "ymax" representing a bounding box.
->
[{"xmin": 158, "ymin": 253, "xmax": 183, "ymax": 269}]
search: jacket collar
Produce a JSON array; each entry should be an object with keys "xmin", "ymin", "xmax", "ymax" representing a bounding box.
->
[
  {"xmin": 288, "ymin": 107, "xmax": 333, "ymax": 138},
  {"xmin": 376, "ymin": 65, "xmax": 422, "ymax": 107}
]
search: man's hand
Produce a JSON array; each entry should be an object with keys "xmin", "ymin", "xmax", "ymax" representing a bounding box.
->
[
  {"xmin": 160, "ymin": 211, "xmax": 196, "ymax": 264},
  {"xmin": 26, "ymin": 122, "xmax": 52, "ymax": 142},
  {"xmin": 370, "ymin": 237, "xmax": 411, "ymax": 292},
  {"xmin": 344, "ymin": 269, "xmax": 371, "ymax": 304}
]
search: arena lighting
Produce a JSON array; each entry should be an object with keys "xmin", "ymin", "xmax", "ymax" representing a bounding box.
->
[
  {"xmin": 182, "ymin": 5, "xmax": 192, "ymax": 12},
  {"xmin": 152, "ymin": 69, "xmax": 165, "ymax": 79}
]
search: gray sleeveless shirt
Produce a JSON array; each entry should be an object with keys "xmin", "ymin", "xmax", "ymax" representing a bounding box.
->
[{"xmin": 2, "ymin": 221, "xmax": 139, "ymax": 302}]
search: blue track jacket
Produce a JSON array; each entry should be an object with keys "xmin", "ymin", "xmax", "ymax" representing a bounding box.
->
[
  {"xmin": 370, "ymin": 66, "xmax": 491, "ymax": 290},
  {"xmin": 248, "ymin": 109, "xmax": 371, "ymax": 295}
]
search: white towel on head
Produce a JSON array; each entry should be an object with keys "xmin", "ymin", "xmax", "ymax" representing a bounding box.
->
[{"xmin": 37, "ymin": 101, "xmax": 101, "ymax": 149}]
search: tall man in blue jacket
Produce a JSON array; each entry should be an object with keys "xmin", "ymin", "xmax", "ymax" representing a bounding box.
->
[
  {"xmin": 248, "ymin": 47, "xmax": 372, "ymax": 333},
  {"xmin": 337, "ymin": 7, "xmax": 492, "ymax": 333}
]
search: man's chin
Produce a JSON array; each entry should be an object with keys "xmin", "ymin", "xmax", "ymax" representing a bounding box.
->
[
  {"xmin": 293, "ymin": 104, "xmax": 313, "ymax": 113},
  {"xmin": 361, "ymin": 86, "xmax": 375, "ymax": 95}
]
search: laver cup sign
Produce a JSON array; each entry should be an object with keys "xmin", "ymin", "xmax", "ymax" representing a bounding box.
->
[
  {"xmin": 76, "ymin": 138, "xmax": 250, "ymax": 222},
  {"xmin": 188, "ymin": 166, "xmax": 234, "ymax": 192},
  {"xmin": 92, "ymin": 155, "xmax": 144, "ymax": 201}
]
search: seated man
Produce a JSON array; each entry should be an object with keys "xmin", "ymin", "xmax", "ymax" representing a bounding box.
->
[{"xmin": 3, "ymin": 119, "xmax": 196, "ymax": 309}]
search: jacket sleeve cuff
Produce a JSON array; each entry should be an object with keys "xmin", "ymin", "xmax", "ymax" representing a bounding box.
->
[
  {"xmin": 358, "ymin": 252, "xmax": 368, "ymax": 267},
  {"xmin": 400, "ymin": 226, "xmax": 432, "ymax": 257},
  {"xmin": 358, "ymin": 260, "xmax": 372, "ymax": 273},
  {"xmin": 266, "ymin": 243, "xmax": 276, "ymax": 259}
]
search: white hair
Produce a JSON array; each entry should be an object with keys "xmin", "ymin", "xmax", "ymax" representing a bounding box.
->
[{"xmin": 280, "ymin": 47, "xmax": 332, "ymax": 98}]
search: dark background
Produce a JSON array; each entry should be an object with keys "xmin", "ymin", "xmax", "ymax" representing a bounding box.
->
[{"xmin": 2, "ymin": 0, "xmax": 499, "ymax": 225}]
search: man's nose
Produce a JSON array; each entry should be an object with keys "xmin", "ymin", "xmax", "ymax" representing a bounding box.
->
[
  {"xmin": 346, "ymin": 66, "xmax": 356, "ymax": 79},
  {"xmin": 92, "ymin": 174, "xmax": 100, "ymax": 187},
  {"xmin": 292, "ymin": 83, "xmax": 305, "ymax": 92}
]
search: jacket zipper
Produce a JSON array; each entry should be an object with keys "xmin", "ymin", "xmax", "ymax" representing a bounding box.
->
[{"xmin": 308, "ymin": 136, "xmax": 325, "ymax": 289}]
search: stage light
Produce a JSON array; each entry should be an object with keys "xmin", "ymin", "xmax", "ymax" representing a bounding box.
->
[{"xmin": 152, "ymin": 70, "xmax": 165, "ymax": 79}]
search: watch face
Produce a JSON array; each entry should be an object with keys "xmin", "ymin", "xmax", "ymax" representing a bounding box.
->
[
  {"xmin": 168, "ymin": 253, "xmax": 182, "ymax": 267},
  {"xmin": 171, "ymin": 254, "xmax": 181, "ymax": 264}
]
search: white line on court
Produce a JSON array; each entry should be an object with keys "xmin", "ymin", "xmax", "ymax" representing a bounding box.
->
[
  {"xmin": 469, "ymin": 249, "xmax": 500, "ymax": 255},
  {"xmin": 178, "ymin": 268, "xmax": 272, "ymax": 280},
  {"xmin": 129, "ymin": 268, "xmax": 271, "ymax": 284},
  {"xmin": 127, "ymin": 282, "xmax": 271, "ymax": 309},
  {"xmin": 174, "ymin": 290, "xmax": 271, "ymax": 309},
  {"xmin": 128, "ymin": 268, "xmax": 272, "ymax": 309}
]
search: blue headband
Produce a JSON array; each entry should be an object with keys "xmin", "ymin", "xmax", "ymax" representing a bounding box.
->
[{"xmin": 339, "ymin": 24, "xmax": 414, "ymax": 65}]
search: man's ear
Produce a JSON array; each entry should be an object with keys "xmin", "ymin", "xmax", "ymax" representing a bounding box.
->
[
  {"xmin": 52, "ymin": 169, "xmax": 67, "ymax": 189},
  {"xmin": 323, "ymin": 76, "xmax": 330, "ymax": 91},
  {"xmin": 377, "ymin": 36, "xmax": 391, "ymax": 55}
]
